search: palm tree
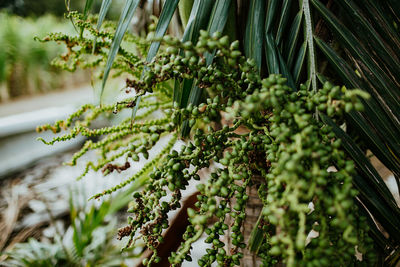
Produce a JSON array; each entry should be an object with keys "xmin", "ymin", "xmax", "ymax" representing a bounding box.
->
[{"xmin": 58, "ymin": 0, "xmax": 400, "ymax": 265}]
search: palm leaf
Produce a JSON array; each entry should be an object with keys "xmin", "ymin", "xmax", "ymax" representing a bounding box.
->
[
  {"xmin": 263, "ymin": 0, "xmax": 304, "ymax": 88},
  {"xmin": 81, "ymin": 0, "xmax": 95, "ymax": 38},
  {"xmin": 100, "ymin": 0, "xmax": 140, "ymax": 102},
  {"xmin": 146, "ymin": 0, "xmax": 180, "ymax": 62},
  {"xmin": 172, "ymin": 0, "xmax": 214, "ymax": 111},
  {"xmin": 335, "ymin": 0, "xmax": 400, "ymax": 79},
  {"xmin": 174, "ymin": 0, "xmax": 214, "ymax": 109},
  {"xmin": 97, "ymin": 0, "xmax": 113, "ymax": 29},
  {"xmin": 264, "ymin": 0, "xmax": 279, "ymax": 34},
  {"xmin": 178, "ymin": 0, "xmax": 194, "ymax": 27},
  {"xmin": 275, "ymin": 0, "xmax": 293, "ymax": 45},
  {"xmin": 83, "ymin": 0, "xmax": 95, "ymax": 18},
  {"xmin": 315, "ymin": 37, "xmax": 400, "ymax": 179},
  {"xmin": 244, "ymin": 0, "xmax": 266, "ymax": 72},
  {"xmin": 132, "ymin": 0, "xmax": 181, "ymax": 120},
  {"xmin": 284, "ymin": 11, "xmax": 303, "ymax": 70},
  {"xmin": 358, "ymin": 0, "xmax": 400, "ymax": 55},
  {"xmin": 311, "ymin": 0, "xmax": 400, "ymax": 126},
  {"xmin": 265, "ymin": 33, "xmax": 279, "ymax": 74},
  {"xmin": 187, "ymin": 0, "xmax": 233, "ymax": 106},
  {"xmin": 264, "ymin": 0, "xmax": 279, "ymax": 75},
  {"xmin": 92, "ymin": 0, "xmax": 113, "ymax": 53},
  {"xmin": 322, "ymin": 114, "xmax": 400, "ymax": 243},
  {"xmin": 277, "ymin": 45, "xmax": 295, "ymax": 89},
  {"xmin": 182, "ymin": 0, "xmax": 233, "ymax": 136},
  {"xmin": 313, "ymin": 1, "xmax": 400, "ymax": 261},
  {"xmin": 292, "ymin": 41, "xmax": 306, "ymax": 86},
  {"xmin": 312, "ymin": 1, "xmax": 400, "ymax": 190}
]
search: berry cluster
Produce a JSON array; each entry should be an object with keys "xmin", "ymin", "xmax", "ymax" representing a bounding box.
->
[{"xmin": 39, "ymin": 14, "xmax": 376, "ymax": 267}]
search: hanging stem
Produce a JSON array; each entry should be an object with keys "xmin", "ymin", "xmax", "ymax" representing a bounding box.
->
[{"xmin": 302, "ymin": 0, "xmax": 317, "ymax": 93}]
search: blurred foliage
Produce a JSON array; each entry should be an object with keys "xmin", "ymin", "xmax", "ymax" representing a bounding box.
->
[
  {"xmin": 0, "ymin": 12, "xmax": 79, "ymax": 100},
  {"xmin": 0, "ymin": 0, "xmax": 125, "ymax": 19},
  {"xmin": 2, "ymin": 181, "xmax": 144, "ymax": 267},
  {"xmin": 1, "ymin": 0, "xmax": 70, "ymax": 17},
  {"xmin": 0, "ymin": 1, "xmax": 128, "ymax": 101}
]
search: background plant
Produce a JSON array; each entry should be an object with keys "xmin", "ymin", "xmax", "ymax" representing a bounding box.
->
[
  {"xmin": 0, "ymin": 12, "xmax": 75, "ymax": 100},
  {"xmin": 2, "ymin": 179, "xmax": 144, "ymax": 267}
]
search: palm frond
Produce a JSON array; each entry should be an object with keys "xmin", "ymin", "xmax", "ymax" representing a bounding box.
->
[
  {"xmin": 313, "ymin": 0, "xmax": 400, "ymax": 263},
  {"xmin": 100, "ymin": 0, "xmax": 140, "ymax": 102}
]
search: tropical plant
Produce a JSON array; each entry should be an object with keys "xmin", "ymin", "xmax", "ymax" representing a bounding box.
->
[
  {"xmin": 36, "ymin": 0, "xmax": 400, "ymax": 266},
  {"xmin": 2, "ymin": 181, "xmax": 143, "ymax": 267},
  {"xmin": 0, "ymin": 0, "xmax": 125, "ymax": 18},
  {"xmin": 0, "ymin": 12, "xmax": 76, "ymax": 100}
]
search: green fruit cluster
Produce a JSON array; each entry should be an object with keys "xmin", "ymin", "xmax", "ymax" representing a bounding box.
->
[{"xmin": 39, "ymin": 14, "xmax": 376, "ymax": 267}]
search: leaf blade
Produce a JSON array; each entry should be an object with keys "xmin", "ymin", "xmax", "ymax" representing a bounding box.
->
[
  {"xmin": 245, "ymin": 0, "xmax": 266, "ymax": 72},
  {"xmin": 100, "ymin": 0, "xmax": 140, "ymax": 102},
  {"xmin": 92, "ymin": 0, "xmax": 113, "ymax": 53},
  {"xmin": 188, "ymin": 0, "xmax": 233, "ymax": 106},
  {"xmin": 311, "ymin": 0, "xmax": 400, "ymax": 126},
  {"xmin": 146, "ymin": 0, "xmax": 180, "ymax": 62},
  {"xmin": 284, "ymin": 11, "xmax": 303, "ymax": 70},
  {"xmin": 275, "ymin": 0, "xmax": 293, "ymax": 45},
  {"xmin": 292, "ymin": 41, "xmax": 306, "ymax": 86},
  {"xmin": 131, "ymin": 0, "xmax": 181, "ymax": 120},
  {"xmin": 321, "ymin": 114, "xmax": 399, "ymax": 212},
  {"xmin": 174, "ymin": 0, "xmax": 214, "ymax": 110}
]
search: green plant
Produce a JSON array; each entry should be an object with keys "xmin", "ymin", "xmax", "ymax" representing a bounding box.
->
[
  {"xmin": 36, "ymin": 0, "xmax": 400, "ymax": 266},
  {"xmin": 0, "ymin": 12, "xmax": 74, "ymax": 99},
  {"xmin": 2, "ymin": 181, "xmax": 143, "ymax": 267}
]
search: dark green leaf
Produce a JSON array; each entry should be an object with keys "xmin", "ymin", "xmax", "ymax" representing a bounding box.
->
[
  {"xmin": 354, "ymin": 173, "xmax": 400, "ymax": 244},
  {"xmin": 321, "ymin": 114, "xmax": 399, "ymax": 213},
  {"xmin": 147, "ymin": 0, "xmax": 180, "ymax": 62},
  {"xmin": 81, "ymin": 0, "xmax": 95, "ymax": 37},
  {"xmin": 284, "ymin": 11, "xmax": 302, "ymax": 70},
  {"xmin": 173, "ymin": 0, "xmax": 213, "ymax": 108},
  {"xmin": 311, "ymin": 0, "xmax": 400, "ymax": 126},
  {"xmin": 132, "ymin": 0, "xmax": 180, "ymax": 120},
  {"xmin": 335, "ymin": 0, "xmax": 400, "ymax": 80},
  {"xmin": 275, "ymin": 0, "xmax": 293, "ymax": 45},
  {"xmin": 248, "ymin": 213, "xmax": 264, "ymax": 253},
  {"xmin": 322, "ymin": 114, "xmax": 400, "ymax": 243},
  {"xmin": 178, "ymin": 0, "xmax": 194, "ymax": 27},
  {"xmin": 356, "ymin": 201, "xmax": 388, "ymax": 251},
  {"xmin": 188, "ymin": 0, "xmax": 233, "ymax": 106},
  {"xmin": 181, "ymin": 0, "xmax": 214, "ymax": 44},
  {"xmin": 178, "ymin": 79, "xmax": 194, "ymax": 108},
  {"xmin": 359, "ymin": 0, "xmax": 400, "ymax": 56},
  {"xmin": 277, "ymin": 47, "xmax": 295, "ymax": 89},
  {"xmin": 315, "ymin": 37, "xmax": 400, "ymax": 170},
  {"xmin": 387, "ymin": 0, "xmax": 400, "ymax": 20},
  {"xmin": 292, "ymin": 41, "xmax": 306, "ymax": 86},
  {"xmin": 204, "ymin": 0, "xmax": 232, "ymax": 64},
  {"xmin": 83, "ymin": 0, "xmax": 95, "ymax": 18},
  {"xmin": 245, "ymin": 0, "xmax": 266, "ymax": 72},
  {"xmin": 181, "ymin": 0, "xmax": 232, "ymax": 136},
  {"xmin": 265, "ymin": 33, "xmax": 279, "ymax": 74},
  {"xmin": 265, "ymin": 0, "xmax": 279, "ymax": 34}
]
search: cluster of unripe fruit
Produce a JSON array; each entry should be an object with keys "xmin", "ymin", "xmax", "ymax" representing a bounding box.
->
[{"xmin": 39, "ymin": 16, "xmax": 376, "ymax": 267}]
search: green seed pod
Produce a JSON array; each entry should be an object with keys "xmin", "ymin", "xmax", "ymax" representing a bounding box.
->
[{"xmin": 345, "ymin": 103, "xmax": 353, "ymax": 113}]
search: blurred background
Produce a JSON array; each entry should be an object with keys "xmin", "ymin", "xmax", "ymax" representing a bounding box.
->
[
  {"xmin": 0, "ymin": 1, "xmax": 153, "ymax": 266},
  {"xmin": 0, "ymin": 0, "xmax": 129, "ymax": 101}
]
